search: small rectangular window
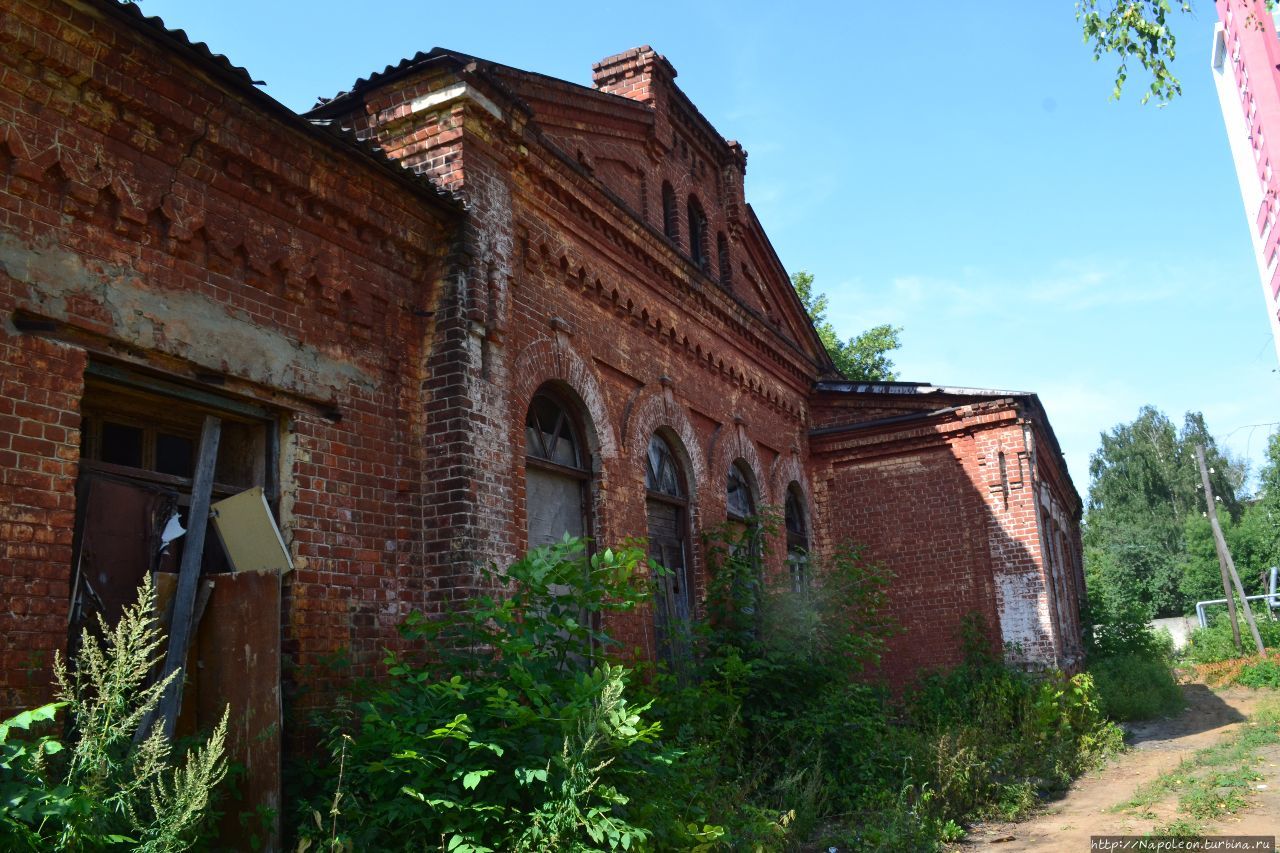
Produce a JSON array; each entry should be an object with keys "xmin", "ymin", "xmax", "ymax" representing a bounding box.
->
[
  {"xmin": 155, "ymin": 432, "xmax": 196, "ymax": 478},
  {"xmin": 100, "ymin": 421, "xmax": 144, "ymax": 468}
]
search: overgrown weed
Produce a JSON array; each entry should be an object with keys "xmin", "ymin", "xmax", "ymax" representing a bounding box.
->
[
  {"xmin": 291, "ymin": 527, "xmax": 1123, "ymax": 851},
  {"xmin": 0, "ymin": 575, "xmax": 229, "ymax": 851}
]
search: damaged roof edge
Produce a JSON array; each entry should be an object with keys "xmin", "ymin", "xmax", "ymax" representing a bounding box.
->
[
  {"xmin": 96, "ymin": 0, "xmax": 461, "ymax": 215},
  {"xmin": 306, "ymin": 48, "xmax": 471, "ymax": 116},
  {"xmin": 814, "ymin": 380, "xmax": 1033, "ymax": 397},
  {"xmin": 814, "ymin": 381, "xmax": 1080, "ymax": 504},
  {"xmin": 808, "ymin": 405, "xmax": 967, "ymax": 437}
]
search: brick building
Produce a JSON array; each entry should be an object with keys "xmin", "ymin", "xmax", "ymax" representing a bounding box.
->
[{"xmin": 0, "ymin": 0, "xmax": 1085, "ymax": 823}]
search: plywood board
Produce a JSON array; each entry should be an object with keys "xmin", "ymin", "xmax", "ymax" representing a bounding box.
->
[{"xmin": 210, "ymin": 487, "xmax": 292, "ymax": 574}]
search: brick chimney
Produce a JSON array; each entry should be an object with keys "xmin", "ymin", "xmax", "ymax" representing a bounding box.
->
[{"xmin": 591, "ymin": 46, "xmax": 677, "ymax": 106}]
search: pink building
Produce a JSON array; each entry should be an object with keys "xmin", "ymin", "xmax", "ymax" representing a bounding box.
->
[{"xmin": 1213, "ymin": 0, "xmax": 1280, "ymax": 361}]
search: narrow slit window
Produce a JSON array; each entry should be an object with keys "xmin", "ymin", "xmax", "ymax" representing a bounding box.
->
[
  {"xmin": 687, "ymin": 196, "xmax": 709, "ymax": 272},
  {"xmin": 662, "ymin": 181, "xmax": 679, "ymax": 242}
]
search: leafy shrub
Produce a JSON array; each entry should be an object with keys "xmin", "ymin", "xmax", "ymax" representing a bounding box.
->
[
  {"xmin": 1186, "ymin": 611, "xmax": 1280, "ymax": 664},
  {"xmin": 1086, "ymin": 599, "xmax": 1175, "ymax": 663},
  {"xmin": 295, "ymin": 538, "xmax": 693, "ymax": 852},
  {"xmin": 0, "ymin": 576, "xmax": 229, "ymax": 852},
  {"xmin": 1089, "ymin": 653, "xmax": 1184, "ymax": 721},
  {"xmin": 647, "ymin": 520, "xmax": 904, "ymax": 845},
  {"xmin": 295, "ymin": 529, "xmax": 1122, "ymax": 852},
  {"xmin": 1236, "ymin": 659, "xmax": 1280, "ymax": 689},
  {"xmin": 903, "ymin": 624, "xmax": 1122, "ymax": 826},
  {"xmin": 1084, "ymin": 588, "xmax": 1184, "ymax": 722},
  {"xmin": 653, "ymin": 524, "xmax": 1120, "ymax": 850}
]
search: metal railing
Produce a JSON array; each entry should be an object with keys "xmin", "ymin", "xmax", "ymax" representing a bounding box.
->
[{"xmin": 1194, "ymin": 566, "xmax": 1280, "ymax": 628}]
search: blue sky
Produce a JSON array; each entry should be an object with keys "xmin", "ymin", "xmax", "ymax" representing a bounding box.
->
[{"xmin": 139, "ymin": 0, "xmax": 1280, "ymax": 494}]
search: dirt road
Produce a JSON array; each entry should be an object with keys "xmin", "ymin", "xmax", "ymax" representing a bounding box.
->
[{"xmin": 956, "ymin": 685, "xmax": 1276, "ymax": 851}]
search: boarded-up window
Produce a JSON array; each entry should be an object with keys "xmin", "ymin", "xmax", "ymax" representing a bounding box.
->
[
  {"xmin": 525, "ymin": 393, "xmax": 589, "ymax": 548},
  {"xmin": 72, "ymin": 368, "xmax": 275, "ymax": 636},
  {"xmin": 71, "ymin": 364, "xmax": 283, "ymax": 844}
]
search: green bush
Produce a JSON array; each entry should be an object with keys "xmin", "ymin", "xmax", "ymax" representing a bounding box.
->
[
  {"xmin": 295, "ymin": 530, "xmax": 1122, "ymax": 852},
  {"xmin": 1186, "ymin": 612, "xmax": 1280, "ymax": 664},
  {"xmin": 1089, "ymin": 654, "xmax": 1184, "ymax": 721},
  {"xmin": 902, "ymin": 624, "xmax": 1122, "ymax": 820},
  {"xmin": 649, "ymin": 524, "xmax": 1120, "ymax": 851},
  {"xmin": 1236, "ymin": 659, "xmax": 1280, "ymax": 689},
  {"xmin": 295, "ymin": 538, "xmax": 694, "ymax": 852},
  {"xmin": 0, "ymin": 576, "xmax": 229, "ymax": 852},
  {"xmin": 1086, "ymin": 599, "xmax": 1175, "ymax": 663},
  {"xmin": 1083, "ymin": 589, "xmax": 1184, "ymax": 722}
]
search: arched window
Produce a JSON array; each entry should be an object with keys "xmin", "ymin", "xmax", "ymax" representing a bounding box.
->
[
  {"xmin": 717, "ymin": 232, "xmax": 731, "ymax": 288},
  {"xmin": 646, "ymin": 432, "xmax": 691, "ymax": 663},
  {"xmin": 687, "ymin": 196, "xmax": 709, "ymax": 272},
  {"xmin": 785, "ymin": 485, "xmax": 809, "ymax": 592},
  {"xmin": 661, "ymin": 182, "xmax": 679, "ymax": 242},
  {"xmin": 525, "ymin": 392, "xmax": 590, "ymax": 548},
  {"xmin": 726, "ymin": 462, "xmax": 754, "ymax": 521}
]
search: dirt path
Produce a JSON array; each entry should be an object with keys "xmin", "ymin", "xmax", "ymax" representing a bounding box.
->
[{"xmin": 956, "ymin": 685, "xmax": 1272, "ymax": 851}]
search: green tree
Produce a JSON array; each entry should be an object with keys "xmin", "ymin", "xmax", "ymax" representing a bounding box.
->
[
  {"xmin": 791, "ymin": 271, "xmax": 903, "ymax": 381},
  {"xmin": 1084, "ymin": 406, "xmax": 1244, "ymax": 617},
  {"xmin": 1077, "ymin": 0, "xmax": 1189, "ymax": 103},
  {"xmin": 1078, "ymin": 1, "xmax": 1276, "ymax": 103},
  {"xmin": 1229, "ymin": 431, "xmax": 1280, "ymax": 591}
]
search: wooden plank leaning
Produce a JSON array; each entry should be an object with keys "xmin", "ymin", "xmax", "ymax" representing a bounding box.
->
[{"xmin": 154, "ymin": 414, "xmax": 222, "ymax": 740}]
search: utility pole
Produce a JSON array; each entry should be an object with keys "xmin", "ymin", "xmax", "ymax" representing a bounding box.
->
[{"xmin": 1196, "ymin": 444, "xmax": 1264, "ymax": 655}]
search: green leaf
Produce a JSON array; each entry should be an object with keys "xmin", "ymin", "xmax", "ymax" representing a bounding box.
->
[
  {"xmin": 461, "ymin": 769, "xmax": 493, "ymax": 790},
  {"xmin": 0, "ymin": 703, "xmax": 63, "ymax": 741}
]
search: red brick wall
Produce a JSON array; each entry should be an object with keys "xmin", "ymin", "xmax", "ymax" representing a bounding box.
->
[
  {"xmin": 810, "ymin": 397, "xmax": 1085, "ymax": 682},
  {"xmin": 0, "ymin": 0, "xmax": 456, "ymax": 712},
  {"xmin": 314, "ymin": 51, "xmax": 827, "ymax": 660},
  {"xmin": 811, "ymin": 432, "xmax": 1002, "ymax": 681},
  {"xmin": 0, "ymin": 331, "xmax": 83, "ymax": 711}
]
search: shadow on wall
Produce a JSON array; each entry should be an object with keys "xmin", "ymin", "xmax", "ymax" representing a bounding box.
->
[{"xmin": 814, "ymin": 429, "xmax": 1083, "ymax": 688}]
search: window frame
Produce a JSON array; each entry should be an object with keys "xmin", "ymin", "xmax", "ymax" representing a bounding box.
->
[
  {"xmin": 661, "ymin": 181, "xmax": 679, "ymax": 243},
  {"xmin": 784, "ymin": 484, "xmax": 810, "ymax": 592},
  {"xmin": 725, "ymin": 460, "xmax": 756, "ymax": 523},
  {"xmin": 687, "ymin": 195, "xmax": 709, "ymax": 273},
  {"xmin": 524, "ymin": 389, "xmax": 594, "ymax": 550},
  {"xmin": 78, "ymin": 365, "xmax": 276, "ymax": 506}
]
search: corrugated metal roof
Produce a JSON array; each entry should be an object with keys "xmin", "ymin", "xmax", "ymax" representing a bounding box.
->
[
  {"xmin": 105, "ymin": 0, "xmax": 259, "ymax": 87},
  {"xmin": 814, "ymin": 380, "xmax": 1034, "ymax": 398},
  {"xmin": 97, "ymin": 1, "xmax": 460, "ymax": 212},
  {"xmin": 311, "ymin": 49, "xmax": 465, "ymax": 113}
]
